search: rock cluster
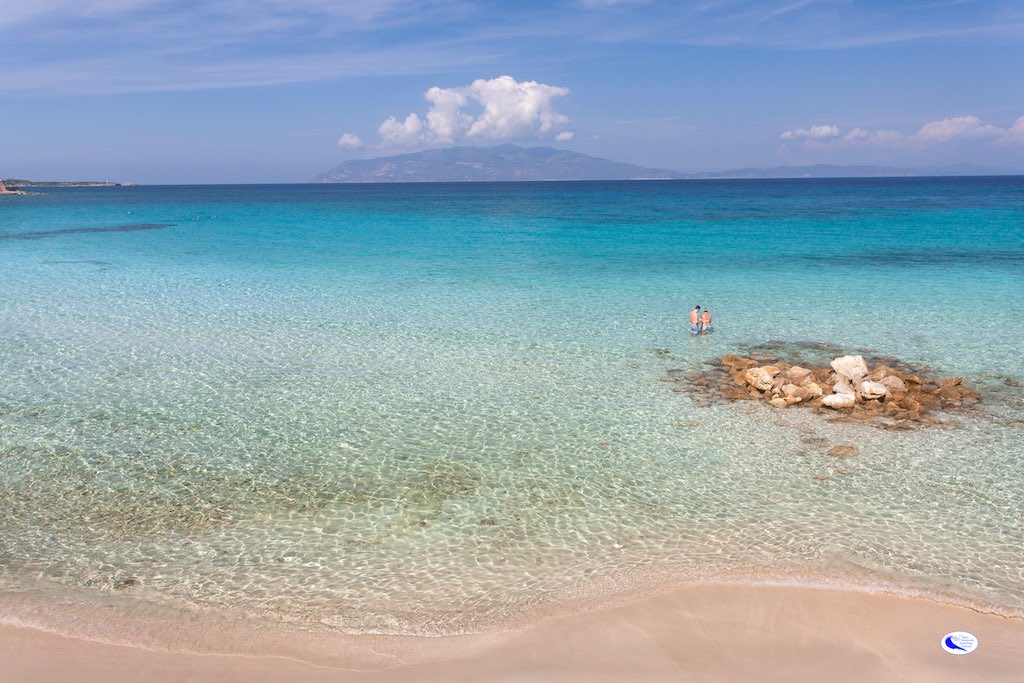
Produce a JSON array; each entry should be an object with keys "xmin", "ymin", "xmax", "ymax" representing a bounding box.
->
[
  {"xmin": 664, "ymin": 352, "xmax": 981, "ymax": 430},
  {"xmin": 0, "ymin": 180, "xmax": 25, "ymax": 195}
]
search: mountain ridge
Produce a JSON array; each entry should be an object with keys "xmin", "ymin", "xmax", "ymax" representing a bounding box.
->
[
  {"xmin": 314, "ymin": 145, "xmax": 1019, "ymax": 183},
  {"xmin": 315, "ymin": 144, "xmax": 683, "ymax": 182}
]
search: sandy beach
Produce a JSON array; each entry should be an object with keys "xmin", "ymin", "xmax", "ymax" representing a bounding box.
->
[{"xmin": 2, "ymin": 583, "xmax": 1022, "ymax": 682}]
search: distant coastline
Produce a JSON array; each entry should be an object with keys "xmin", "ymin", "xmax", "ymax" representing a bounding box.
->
[
  {"xmin": 315, "ymin": 144, "xmax": 1023, "ymax": 183},
  {"xmin": 2, "ymin": 179, "xmax": 136, "ymax": 188}
]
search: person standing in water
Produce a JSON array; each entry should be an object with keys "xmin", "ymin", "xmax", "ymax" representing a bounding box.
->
[
  {"xmin": 700, "ymin": 307, "xmax": 712, "ymax": 334},
  {"xmin": 689, "ymin": 306, "xmax": 701, "ymax": 335}
]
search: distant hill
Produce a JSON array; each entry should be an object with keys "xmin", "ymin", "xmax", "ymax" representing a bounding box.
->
[
  {"xmin": 316, "ymin": 146, "xmax": 1019, "ymax": 183},
  {"xmin": 314, "ymin": 144, "xmax": 685, "ymax": 182},
  {"xmin": 687, "ymin": 163, "xmax": 1017, "ymax": 179}
]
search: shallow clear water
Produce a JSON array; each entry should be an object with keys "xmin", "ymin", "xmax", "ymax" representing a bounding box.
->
[{"xmin": 1, "ymin": 179, "xmax": 1022, "ymax": 635}]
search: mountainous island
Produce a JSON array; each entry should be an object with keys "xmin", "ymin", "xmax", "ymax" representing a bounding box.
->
[
  {"xmin": 316, "ymin": 145, "xmax": 1017, "ymax": 183},
  {"xmin": 315, "ymin": 144, "xmax": 683, "ymax": 183}
]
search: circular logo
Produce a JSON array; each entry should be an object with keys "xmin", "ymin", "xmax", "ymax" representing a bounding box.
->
[{"xmin": 940, "ymin": 631, "xmax": 978, "ymax": 655}]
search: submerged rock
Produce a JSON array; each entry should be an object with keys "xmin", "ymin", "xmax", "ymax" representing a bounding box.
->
[{"xmin": 828, "ymin": 444, "xmax": 859, "ymax": 458}]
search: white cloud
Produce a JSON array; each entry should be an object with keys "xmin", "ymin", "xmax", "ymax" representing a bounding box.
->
[
  {"xmin": 781, "ymin": 115, "xmax": 1024, "ymax": 150},
  {"xmin": 377, "ymin": 113, "xmax": 424, "ymax": 145},
  {"xmin": 913, "ymin": 115, "xmax": 1002, "ymax": 142},
  {"xmin": 337, "ymin": 132, "xmax": 363, "ymax": 148},
  {"xmin": 779, "ymin": 124, "xmax": 839, "ymax": 140},
  {"xmin": 843, "ymin": 127, "xmax": 904, "ymax": 146},
  {"xmin": 1000, "ymin": 116, "xmax": 1024, "ymax": 145},
  {"xmin": 424, "ymin": 85, "xmax": 469, "ymax": 143},
  {"xmin": 464, "ymin": 76, "xmax": 570, "ymax": 140},
  {"xmin": 365, "ymin": 75, "xmax": 573, "ymax": 149}
]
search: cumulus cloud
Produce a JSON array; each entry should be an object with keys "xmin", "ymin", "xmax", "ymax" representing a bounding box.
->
[
  {"xmin": 1001, "ymin": 116, "xmax": 1024, "ymax": 145},
  {"xmin": 377, "ymin": 113, "xmax": 423, "ymax": 145},
  {"xmin": 337, "ymin": 132, "xmax": 363, "ymax": 148},
  {"xmin": 843, "ymin": 127, "xmax": 903, "ymax": 146},
  {"xmin": 360, "ymin": 75, "xmax": 573, "ymax": 149},
  {"xmin": 779, "ymin": 124, "xmax": 839, "ymax": 140},
  {"xmin": 913, "ymin": 115, "xmax": 1001, "ymax": 142}
]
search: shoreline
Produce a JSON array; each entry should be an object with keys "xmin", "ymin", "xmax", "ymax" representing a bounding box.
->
[{"xmin": 2, "ymin": 583, "xmax": 1022, "ymax": 682}]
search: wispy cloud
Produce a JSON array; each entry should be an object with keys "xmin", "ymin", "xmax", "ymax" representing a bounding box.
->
[
  {"xmin": 3, "ymin": 1, "xmax": 1021, "ymax": 95},
  {"xmin": 780, "ymin": 114, "xmax": 1024, "ymax": 149},
  {"xmin": 0, "ymin": 0, "xmax": 483, "ymax": 94},
  {"xmin": 565, "ymin": 0, "xmax": 1024, "ymax": 49}
]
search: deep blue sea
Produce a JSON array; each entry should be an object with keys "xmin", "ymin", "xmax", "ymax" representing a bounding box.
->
[{"xmin": 1, "ymin": 178, "xmax": 1022, "ymax": 638}]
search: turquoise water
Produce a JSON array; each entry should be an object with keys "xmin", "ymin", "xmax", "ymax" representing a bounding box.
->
[{"xmin": 1, "ymin": 179, "xmax": 1022, "ymax": 636}]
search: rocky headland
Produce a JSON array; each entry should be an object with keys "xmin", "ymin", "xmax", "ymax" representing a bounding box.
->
[
  {"xmin": 663, "ymin": 350, "xmax": 981, "ymax": 430},
  {"xmin": 0, "ymin": 180, "xmax": 26, "ymax": 195}
]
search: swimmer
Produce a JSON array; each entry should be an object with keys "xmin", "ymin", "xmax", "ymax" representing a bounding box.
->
[
  {"xmin": 689, "ymin": 305, "xmax": 701, "ymax": 335},
  {"xmin": 700, "ymin": 308, "xmax": 712, "ymax": 334}
]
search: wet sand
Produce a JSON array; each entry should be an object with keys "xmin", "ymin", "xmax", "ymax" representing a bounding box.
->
[{"xmin": 2, "ymin": 583, "xmax": 1022, "ymax": 682}]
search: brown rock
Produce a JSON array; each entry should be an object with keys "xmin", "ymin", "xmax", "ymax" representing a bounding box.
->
[
  {"xmin": 832, "ymin": 378, "xmax": 856, "ymax": 397},
  {"xmin": 744, "ymin": 367, "xmax": 775, "ymax": 392},
  {"xmin": 897, "ymin": 397, "xmax": 920, "ymax": 411},
  {"xmin": 725, "ymin": 388, "xmax": 756, "ymax": 400},
  {"xmin": 888, "ymin": 393, "xmax": 908, "ymax": 406},
  {"xmin": 857, "ymin": 380, "xmax": 888, "ymax": 401},
  {"xmin": 722, "ymin": 354, "xmax": 758, "ymax": 371},
  {"xmin": 782, "ymin": 383, "xmax": 807, "ymax": 401},
  {"xmin": 785, "ymin": 366, "xmax": 814, "ymax": 385},
  {"xmin": 761, "ymin": 365, "xmax": 783, "ymax": 377},
  {"xmin": 937, "ymin": 386, "xmax": 963, "ymax": 402},
  {"xmin": 961, "ymin": 387, "xmax": 982, "ymax": 403},
  {"xmin": 813, "ymin": 368, "xmax": 833, "ymax": 382},
  {"xmin": 879, "ymin": 375, "xmax": 906, "ymax": 393},
  {"xmin": 939, "ymin": 376, "xmax": 963, "ymax": 388},
  {"xmin": 768, "ymin": 397, "xmax": 788, "ymax": 408},
  {"xmin": 828, "ymin": 444, "xmax": 859, "ymax": 458},
  {"xmin": 860, "ymin": 399, "xmax": 883, "ymax": 412},
  {"xmin": 867, "ymin": 365, "xmax": 898, "ymax": 381}
]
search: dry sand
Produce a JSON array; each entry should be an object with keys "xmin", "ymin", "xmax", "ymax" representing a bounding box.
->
[{"xmin": 1, "ymin": 584, "xmax": 1021, "ymax": 682}]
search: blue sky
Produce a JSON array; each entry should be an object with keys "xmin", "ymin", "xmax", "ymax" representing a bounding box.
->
[{"xmin": 1, "ymin": 0, "xmax": 1022, "ymax": 183}]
